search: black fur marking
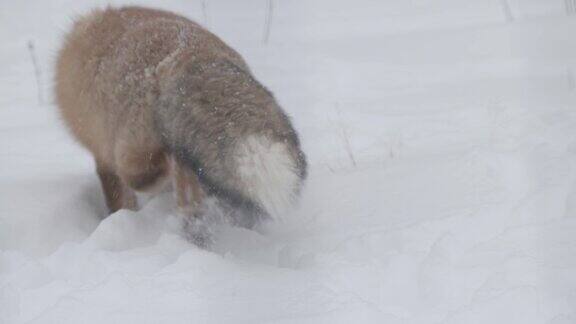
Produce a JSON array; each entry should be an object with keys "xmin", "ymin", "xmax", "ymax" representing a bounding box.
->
[{"xmin": 168, "ymin": 142, "xmax": 265, "ymax": 217}]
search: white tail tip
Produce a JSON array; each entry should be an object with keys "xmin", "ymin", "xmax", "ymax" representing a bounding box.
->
[{"xmin": 235, "ymin": 135, "xmax": 300, "ymax": 220}]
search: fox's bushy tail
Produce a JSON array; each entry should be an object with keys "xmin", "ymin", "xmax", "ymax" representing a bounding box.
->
[
  {"xmin": 153, "ymin": 61, "xmax": 306, "ymax": 219},
  {"xmin": 160, "ymin": 130, "xmax": 305, "ymax": 219},
  {"xmin": 232, "ymin": 134, "xmax": 305, "ymax": 218}
]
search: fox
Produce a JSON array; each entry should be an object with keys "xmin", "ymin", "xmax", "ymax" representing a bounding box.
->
[{"xmin": 55, "ymin": 6, "xmax": 307, "ymax": 227}]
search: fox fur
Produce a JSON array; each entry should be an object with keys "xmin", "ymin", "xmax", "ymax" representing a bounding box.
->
[{"xmin": 55, "ymin": 6, "xmax": 307, "ymax": 222}]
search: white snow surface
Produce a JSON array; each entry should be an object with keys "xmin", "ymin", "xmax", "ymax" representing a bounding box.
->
[{"xmin": 2, "ymin": 0, "xmax": 576, "ymax": 323}]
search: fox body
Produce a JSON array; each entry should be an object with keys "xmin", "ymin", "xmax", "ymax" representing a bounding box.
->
[{"xmin": 55, "ymin": 6, "xmax": 306, "ymax": 221}]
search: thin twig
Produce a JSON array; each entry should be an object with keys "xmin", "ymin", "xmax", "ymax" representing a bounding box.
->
[
  {"xmin": 500, "ymin": 0, "xmax": 514, "ymax": 22},
  {"xmin": 263, "ymin": 0, "xmax": 274, "ymax": 44},
  {"xmin": 27, "ymin": 40, "xmax": 43, "ymax": 105},
  {"xmin": 335, "ymin": 104, "xmax": 357, "ymax": 168},
  {"xmin": 566, "ymin": 0, "xmax": 576, "ymax": 15},
  {"xmin": 325, "ymin": 162, "xmax": 336, "ymax": 174}
]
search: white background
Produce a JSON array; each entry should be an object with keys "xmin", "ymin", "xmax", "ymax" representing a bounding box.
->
[{"xmin": 1, "ymin": 0, "xmax": 576, "ymax": 323}]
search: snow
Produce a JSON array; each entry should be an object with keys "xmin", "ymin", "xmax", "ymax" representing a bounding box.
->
[{"xmin": 2, "ymin": 0, "xmax": 576, "ymax": 323}]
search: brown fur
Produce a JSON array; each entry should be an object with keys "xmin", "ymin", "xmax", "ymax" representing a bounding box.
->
[{"xmin": 55, "ymin": 6, "xmax": 306, "ymax": 219}]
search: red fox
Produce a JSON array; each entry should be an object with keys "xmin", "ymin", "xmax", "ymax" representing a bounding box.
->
[{"xmin": 55, "ymin": 6, "xmax": 306, "ymax": 224}]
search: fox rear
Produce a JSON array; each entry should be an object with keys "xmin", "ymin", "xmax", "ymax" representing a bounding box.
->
[{"xmin": 55, "ymin": 6, "xmax": 306, "ymax": 224}]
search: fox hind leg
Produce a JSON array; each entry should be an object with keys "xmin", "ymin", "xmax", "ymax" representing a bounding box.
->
[
  {"xmin": 96, "ymin": 162, "xmax": 137, "ymax": 214},
  {"xmin": 170, "ymin": 157, "xmax": 210, "ymax": 247},
  {"xmin": 115, "ymin": 146, "xmax": 169, "ymax": 194},
  {"xmin": 170, "ymin": 156, "xmax": 205, "ymax": 216}
]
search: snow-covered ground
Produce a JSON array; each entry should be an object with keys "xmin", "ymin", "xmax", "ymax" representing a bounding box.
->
[{"xmin": 2, "ymin": 0, "xmax": 576, "ymax": 323}]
